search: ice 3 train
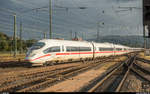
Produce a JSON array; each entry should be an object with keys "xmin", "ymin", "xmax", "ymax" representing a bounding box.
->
[{"xmin": 25, "ymin": 39, "xmax": 142, "ymax": 66}]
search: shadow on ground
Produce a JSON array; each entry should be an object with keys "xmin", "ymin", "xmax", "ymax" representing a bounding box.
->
[{"xmin": 0, "ymin": 61, "xmax": 31, "ymax": 68}]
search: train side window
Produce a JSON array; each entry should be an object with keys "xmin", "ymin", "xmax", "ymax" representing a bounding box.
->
[
  {"xmin": 66, "ymin": 46, "xmax": 91, "ymax": 52},
  {"xmin": 116, "ymin": 48, "xmax": 122, "ymax": 51},
  {"xmin": 66, "ymin": 47, "xmax": 71, "ymax": 52},
  {"xmin": 79, "ymin": 47, "xmax": 91, "ymax": 51},
  {"xmin": 31, "ymin": 42, "xmax": 45, "ymax": 50},
  {"xmin": 99, "ymin": 48, "xmax": 113, "ymax": 51},
  {"xmin": 43, "ymin": 46, "xmax": 60, "ymax": 54},
  {"xmin": 66, "ymin": 46, "xmax": 79, "ymax": 52}
]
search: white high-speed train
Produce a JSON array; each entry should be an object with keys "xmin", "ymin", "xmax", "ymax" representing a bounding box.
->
[{"xmin": 25, "ymin": 39, "xmax": 142, "ymax": 66}]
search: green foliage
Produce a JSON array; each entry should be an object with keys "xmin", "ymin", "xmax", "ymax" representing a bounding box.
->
[
  {"xmin": 0, "ymin": 33, "xmax": 10, "ymax": 51},
  {"xmin": 0, "ymin": 32, "xmax": 146, "ymax": 53},
  {"xmin": 25, "ymin": 39, "xmax": 37, "ymax": 48},
  {"xmin": 0, "ymin": 40, "xmax": 9, "ymax": 51},
  {"xmin": 0, "ymin": 32, "xmax": 37, "ymax": 52}
]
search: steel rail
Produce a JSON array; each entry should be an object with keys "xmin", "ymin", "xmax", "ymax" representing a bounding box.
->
[
  {"xmin": 0, "ymin": 64, "xmax": 81, "ymax": 87},
  {"xmin": 130, "ymin": 68, "xmax": 150, "ymax": 83},
  {"xmin": 17, "ymin": 58, "xmax": 117, "ymax": 92},
  {"xmin": 136, "ymin": 57, "xmax": 150, "ymax": 64},
  {"xmin": 17, "ymin": 63, "xmax": 99, "ymax": 92},
  {"xmin": 88, "ymin": 55, "xmax": 136, "ymax": 92},
  {"xmin": 0, "ymin": 59, "xmax": 99, "ymax": 85},
  {"xmin": 17, "ymin": 59, "xmax": 111, "ymax": 92},
  {"xmin": 133, "ymin": 62, "xmax": 150, "ymax": 74},
  {"xmin": 88, "ymin": 58, "xmax": 130, "ymax": 92},
  {"xmin": 0, "ymin": 57, "xmax": 115, "ymax": 92},
  {"xmin": 115, "ymin": 56, "xmax": 136, "ymax": 92},
  {"xmin": 0, "ymin": 55, "xmax": 116, "ymax": 84}
]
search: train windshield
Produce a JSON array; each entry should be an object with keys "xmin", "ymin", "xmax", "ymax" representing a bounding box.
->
[{"xmin": 31, "ymin": 42, "xmax": 45, "ymax": 50}]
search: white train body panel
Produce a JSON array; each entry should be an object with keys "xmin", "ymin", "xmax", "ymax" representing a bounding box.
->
[
  {"xmin": 94, "ymin": 43, "xmax": 113, "ymax": 57},
  {"xmin": 25, "ymin": 39, "xmax": 142, "ymax": 66}
]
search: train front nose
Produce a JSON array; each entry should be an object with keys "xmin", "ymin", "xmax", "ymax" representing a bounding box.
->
[
  {"xmin": 25, "ymin": 53, "xmax": 36, "ymax": 62},
  {"xmin": 25, "ymin": 54, "xmax": 46, "ymax": 66}
]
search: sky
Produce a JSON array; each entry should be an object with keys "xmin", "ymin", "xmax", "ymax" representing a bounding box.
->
[{"xmin": 0, "ymin": 0, "xmax": 143, "ymax": 40}]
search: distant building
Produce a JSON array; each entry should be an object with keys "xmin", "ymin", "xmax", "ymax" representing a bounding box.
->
[
  {"xmin": 72, "ymin": 38, "xmax": 83, "ymax": 41},
  {"xmin": 55, "ymin": 38, "xmax": 64, "ymax": 40},
  {"xmin": 143, "ymin": 0, "xmax": 150, "ymax": 37},
  {"xmin": 10, "ymin": 36, "xmax": 20, "ymax": 40},
  {"xmin": 144, "ymin": 0, "xmax": 150, "ymax": 25},
  {"xmin": 10, "ymin": 37, "xmax": 13, "ymax": 40}
]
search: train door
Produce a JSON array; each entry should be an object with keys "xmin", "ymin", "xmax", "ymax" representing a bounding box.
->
[
  {"xmin": 62, "ymin": 45, "xmax": 69, "ymax": 60},
  {"xmin": 57, "ymin": 45, "xmax": 65, "ymax": 61},
  {"xmin": 79, "ymin": 47, "xmax": 81, "ymax": 59},
  {"xmin": 113, "ymin": 44, "xmax": 116, "ymax": 56},
  {"xmin": 91, "ymin": 42, "xmax": 95, "ymax": 60}
]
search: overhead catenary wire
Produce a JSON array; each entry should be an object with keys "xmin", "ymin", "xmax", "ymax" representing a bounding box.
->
[
  {"xmin": 0, "ymin": 7, "xmax": 96, "ymax": 34},
  {"xmin": 0, "ymin": 4, "xmax": 96, "ymax": 28},
  {"xmin": 0, "ymin": 0, "xmax": 142, "ymax": 41}
]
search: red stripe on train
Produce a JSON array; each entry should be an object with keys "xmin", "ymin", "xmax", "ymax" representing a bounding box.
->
[
  {"xmin": 29, "ymin": 54, "xmax": 51, "ymax": 61},
  {"xmin": 27, "ymin": 51, "xmax": 128, "ymax": 62}
]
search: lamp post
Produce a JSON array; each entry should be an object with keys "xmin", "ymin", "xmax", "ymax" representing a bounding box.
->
[
  {"xmin": 13, "ymin": 14, "xmax": 17, "ymax": 57},
  {"xmin": 34, "ymin": 2, "xmax": 87, "ymax": 39},
  {"xmin": 0, "ymin": 8, "xmax": 19, "ymax": 57},
  {"xmin": 97, "ymin": 22, "xmax": 104, "ymax": 42},
  {"xmin": 20, "ymin": 18, "xmax": 22, "ymax": 54},
  {"xmin": 49, "ymin": 0, "xmax": 52, "ymax": 39}
]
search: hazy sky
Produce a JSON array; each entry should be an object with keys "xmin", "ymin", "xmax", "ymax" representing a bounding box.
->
[{"xmin": 0, "ymin": 0, "xmax": 143, "ymax": 40}]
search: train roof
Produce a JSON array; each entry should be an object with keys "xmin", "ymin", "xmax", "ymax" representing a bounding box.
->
[
  {"xmin": 38, "ymin": 39, "xmax": 93, "ymax": 47},
  {"xmin": 38, "ymin": 39, "xmax": 132, "ymax": 48},
  {"xmin": 39, "ymin": 39, "xmax": 90, "ymax": 44},
  {"xmin": 39, "ymin": 39, "xmax": 116, "ymax": 47}
]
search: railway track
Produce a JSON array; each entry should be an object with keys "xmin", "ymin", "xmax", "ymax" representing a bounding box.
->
[
  {"xmin": 136, "ymin": 57, "xmax": 150, "ymax": 64},
  {"xmin": 0, "ymin": 55, "xmax": 25, "ymax": 63},
  {"xmin": 0, "ymin": 55, "xmax": 120, "ymax": 68},
  {"xmin": 131, "ymin": 61, "xmax": 150, "ymax": 84},
  {"xmin": 0, "ymin": 55, "xmax": 124, "ymax": 92},
  {"xmin": 79, "ymin": 55, "xmax": 136, "ymax": 92},
  {"xmin": 78, "ymin": 53, "xmax": 150, "ymax": 92}
]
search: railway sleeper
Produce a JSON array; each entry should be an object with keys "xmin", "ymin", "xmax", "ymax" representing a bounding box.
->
[
  {"xmin": 19, "ymin": 62, "xmax": 101, "ymax": 92},
  {"xmin": 0, "ymin": 55, "xmax": 125, "ymax": 90}
]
